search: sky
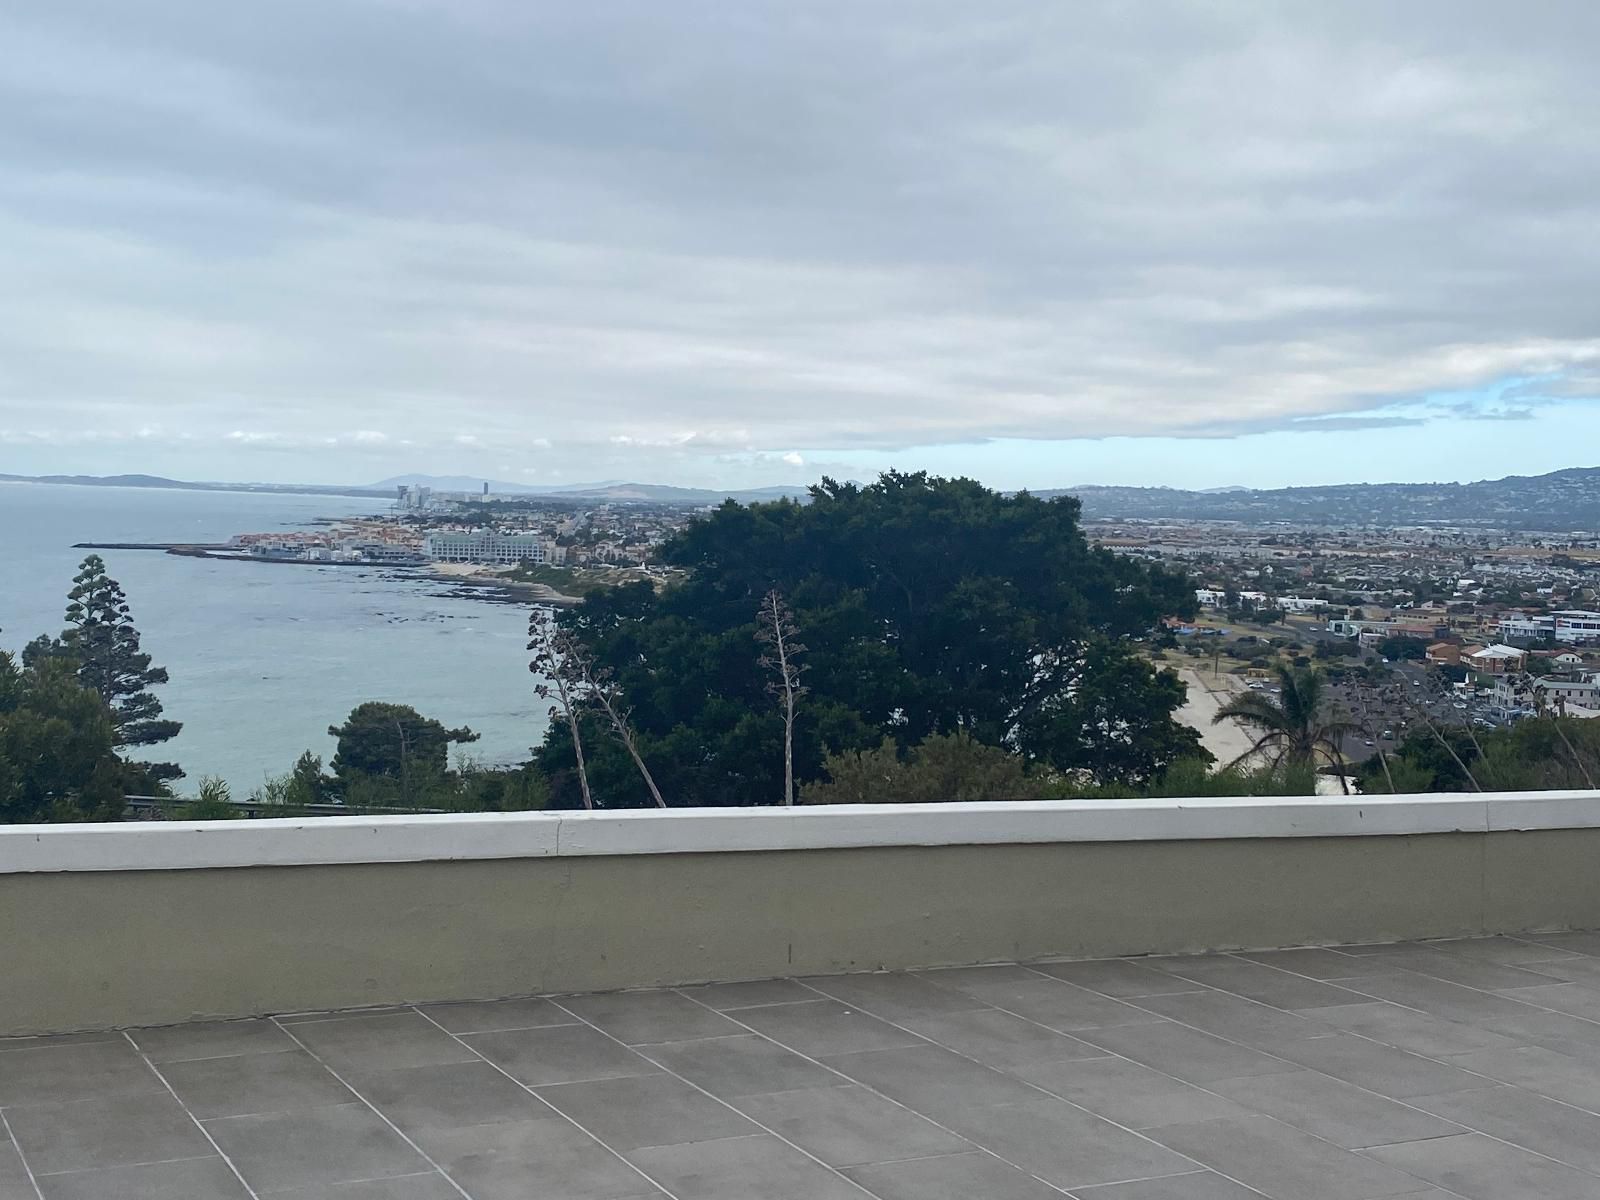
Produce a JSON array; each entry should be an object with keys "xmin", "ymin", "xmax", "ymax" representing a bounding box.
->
[{"xmin": 2, "ymin": 1, "xmax": 1598, "ymax": 492}]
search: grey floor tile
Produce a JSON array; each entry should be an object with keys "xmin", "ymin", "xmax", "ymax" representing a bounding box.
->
[
  {"xmin": 33, "ymin": 1157, "xmax": 249, "ymax": 1200},
  {"xmin": 845, "ymin": 1150, "xmax": 1063, "ymax": 1200},
  {"xmin": 128, "ymin": 1018, "xmax": 296, "ymax": 1063},
  {"xmin": 802, "ymin": 971, "xmax": 989, "ymax": 1021},
  {"xmin": 1211, "ymin": 1070, "xmax": 1465, "ymax": 1148},
  {"xmin": 558, "ymin": 989, "xmax": 747, "ymax": 1045},
  {"xmin": 943, "ymin": 1098, "xmax": 1196, "ymax": 1191},
  {"xmin": 1133, "ymin": 989, "xmax": 1334, "ymax": 1050},
  {"xmin": 1298, "ymin": 1001, "xmax": 1519, "ymax": 1057},
  {"xmin": 1074, "ymin": 1020, "xmax": 1299, "ymax": 1085},
  {"xmin": 1337, "ymin": 972, "xmax": 1540, "ymax": 1024},
  {"xmin": 734, "ymin": 1083, "xmax": 969, "ymax": 1167},
  {"xmin": 1501, "ymin": 981, "xmax": 1600, "ymax": 1020},
  {"xmin": 419, "ymin": 1118, "xmax": 653, "ymax": 1200},
  {"xmin": 537, "ymin": 1073, "xmax": 757, "ymax": 1152},
  {"xmin": 1070, "ymin": 1171, "xmax": 1269, "ymax": 1199},
  {"xmin": 1442, "ymin": 1043, "xmax": 1600, "ymax": 1110},
  {"xmin": 1475, "ymin": 1006, "xmax": 1600, "ymax": 1057},
  {"xmin": 1232, "ymin": 946, "xmax": 1371, "ymax": 980},
  {"xmin": 1270, "ymin": 1033, "xmax": 1490, "ymax": 1099},
  {"xmin": 204, "ymin": 1102, "xmax": 429, "ymax": 1193},
  {"xmin": 914, "ymin": 963, "xmax": 1062, "ymax": 996},
  {"xmin": 628, "ymin": 1133, "xmax": 866, "ymax": 1200},
  {"xmin": 1517, "ymin": 930, "xmax": 1600, "ymax": 957},
  {"xmin": 1148, "ymin": 956, "xmax": 1370, "ymax": 1010},
  {"xmin": 677, "ymin": 979, "xmax": 817, "ymax": 1010},
  {"xmin": 979, "ymin": 978, "xmax": 1167, "ymax": 1032},
  {"xmin": 267, "ymin": 1173, "xmax": 465, "ymax": 1199},
  {"xmin": 0, "ymin": 1033, "xmax": 118, "ymax": 1054},
  {"xmin": 642, "ymin": 1034, "xmax": 838, "ymax": 1098},
  {"xmin": 463, "ymin": 1024, "xmax": 659, "ymax": 1087},
  {"xmin": 1150, "ymin": 1114, "xmax": 1426, "ymax": 1200},
  {"xmin": 1512, "ymin": 953, "xmax": 1600, "ymax": 987},
  {"xmin": 820, "ymin": 1043, "xmax": 1040, "ymax": 1120},
  {"xmin": 286, "ymin": 1011, "xmax": 477, "ymax": 1072},
  {"xmin": 1414, "ymin": 1084, "xmax": 1600, "ymax": 1175},
  {"xmin": 1013, "ymin": 1056, "xmax": 1252, "ymax": 1129},
  {"xmin": 0, "ymin": 1041, "xmax": 162, "ymax": 1107},
  {"xmin": 348, "ymin": 1060, "xmax": 556, "ymax": 1133},
  {"xmin": 730, "ymin": 999, "xmax": 927, "ymax": 1057},
  {"xmin": 0, "ymin": 1141, "xmax": 32, "ymax": 1200},
  {"xmin": 5, "ymin": 1093, "xmax": 211, "ymax": 1176},
  {"xmin": 1356, "ymin": 946, "xmax": 1563, "ymax": 991},
  {"xmin": 1419, "ymin": 935, "xmax": 1581, "ymax": 966},
  {"xmin": 898, "ymin": 1007, "xmax": 1103, "ymax": 1068},
  {"xmin": 1364, "ymin": 1131, "xmax": 1600, "ymax": 1200},
  {"xmin": 159, "ymin": 1048, "xmax": 355, "ymax": 1118},
  {"xmin": 1031, "ymin": 957, "xmax": 1208, "ymax": 997},
  {"xmin": 418, "ymin": 996, "xmax": 576, "ymax": 1034}
]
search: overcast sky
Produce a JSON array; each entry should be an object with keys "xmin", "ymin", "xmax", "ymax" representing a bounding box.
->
[{"xmin": 3, "ymin": 1, "xmax": 1597, "ymax": 490}]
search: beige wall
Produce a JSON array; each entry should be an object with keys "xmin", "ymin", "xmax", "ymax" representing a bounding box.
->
[{"xmin": 4, "ymin": 830, "xmax": 1599, "ymax": 1035}]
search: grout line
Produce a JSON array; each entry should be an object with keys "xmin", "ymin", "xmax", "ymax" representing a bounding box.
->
[
  {"xmin": 406, "ymin": 1007, "xmax": 683, "ymax": 1199},
  {"xmin": 748, "ymin": 976, "xmax": 1231, "ymax": 1195},
  {"xmin": 671, "ymin": 979, "xmax": 1145, "ymax": 1196},
  {"xmin": 119, "ymin": 1031, "xmax": 263, "ymax": 1200},
  {"xmin": 535, "ymin": 997, "xmax": 931, "ymax": 1199},
  {"xmin": 0, "ymin": 1109, "xmax": 46, "ymax": 1200},
  {"xmin": 263, "ymin": 1019, "xmax": 472, "ymax": 1200},
  {"xmin": 986, "ymin": 963, "xmax": 1600, "ymax": 1191}
]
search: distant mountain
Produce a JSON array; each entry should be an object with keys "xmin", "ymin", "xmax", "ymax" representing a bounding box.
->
[
  {"xmin": 366, "ymin": 475, "xmax": 811, "ymax": 505},
  {"xmin": 0, "ymin": 472, "xmax": 388, "ymax": 499},
  {"xmin": 1037, "ymin": 466, "xmax": 1600, "ymax": 531}
]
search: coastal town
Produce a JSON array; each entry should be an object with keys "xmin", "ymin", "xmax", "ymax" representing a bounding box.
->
[
  {"xmin": 93, "ymin": 483, "xmax": 1600, "ymax": 746},
  {"xmin": 1097, "ymin": 514, "xmax": 1600, "ymax": 771}
]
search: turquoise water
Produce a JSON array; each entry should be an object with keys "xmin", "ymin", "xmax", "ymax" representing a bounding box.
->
[{"xmin": 0, "ymin": 483, "xmax": 544, "ymax": 793}]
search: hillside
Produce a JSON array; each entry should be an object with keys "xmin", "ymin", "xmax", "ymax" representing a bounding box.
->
[
  {"xmin": 1040, "ymin": 467, "xmax": 1600, "ymax": 530},
  {"xmin": 368, "ymin": 475, "xmax": 810, "ymax": 505}
]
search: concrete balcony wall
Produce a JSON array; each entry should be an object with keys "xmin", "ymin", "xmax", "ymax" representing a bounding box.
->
[{"xmin": 3, "ymin": 793, "xmax": 1599, "ymax": 1036}]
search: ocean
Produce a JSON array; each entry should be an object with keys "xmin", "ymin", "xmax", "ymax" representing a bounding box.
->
[{"xmin": 0, "ymin": 482, "xmax": 545, "ymax": 794}]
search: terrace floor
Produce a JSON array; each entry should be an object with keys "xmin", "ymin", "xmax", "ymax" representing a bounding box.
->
[{"xmin": 9, "ymin": 935, "xmax": 1600, "ymax": 1199}]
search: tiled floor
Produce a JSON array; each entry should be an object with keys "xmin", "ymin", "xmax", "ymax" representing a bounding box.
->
[{"xmin": 8, "ymin": 934, "xmax": 1600, "ymax": 1198}]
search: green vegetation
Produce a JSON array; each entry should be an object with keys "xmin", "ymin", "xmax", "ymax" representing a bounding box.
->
[
  {"xmin": 1361, "ymin": 718, "xmax": 1600, "ymax": 794},
  {"xmin": 0, "ymin": 652, "xmax": 127, "ymax": 821},
  {"xmin": 1213, "ymin": 663, "xmax": 1359, "ymax": 787},
  {"xmin": 23, "ymin": 554, "xmax": 182, "ymax": 783},
  {"xmin": 1, "ymin": 555, "xmax": 183, "ymax": 822},
  {"xmin": 533, "ymin": 473, "xmax": 1206, "ymax": 808},
  {"xmin": 503, "ymin": 563, "xmax": 632, "ymax": 597},
  {"xmin": 802, "ymin": 732, "xmax": 1314, "ymax": 804}
]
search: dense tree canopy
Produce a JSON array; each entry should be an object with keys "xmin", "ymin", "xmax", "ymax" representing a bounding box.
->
[
  {"xmin": 534, "ymin": 472, "xmax": 1202, "ymax": 807},
  {"xmin": 329, "ymin": 702, "xmax": 479, "ymax": 791},
  {"xmin": 24, "ymin": 554, "xmax": 182, "ymax": 782},
  {"xmin": 0, "ymin": 651, "xmax": 127, "ymax": 822}
]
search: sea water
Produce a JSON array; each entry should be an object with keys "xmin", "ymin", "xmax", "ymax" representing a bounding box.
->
[{"xmin": 0, "ymin": 482, "xmax": 544, "ymax": 793}]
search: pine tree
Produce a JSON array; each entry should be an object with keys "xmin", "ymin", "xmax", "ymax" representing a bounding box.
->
[{"xmin": 57, "ymin": 555, "xmax": 183, "ymax": 763}]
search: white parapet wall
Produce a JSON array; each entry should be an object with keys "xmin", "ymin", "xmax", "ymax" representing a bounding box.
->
[{"xmin": 2, "ymin": 793, "xmax": 1599, "ymax": 1034}]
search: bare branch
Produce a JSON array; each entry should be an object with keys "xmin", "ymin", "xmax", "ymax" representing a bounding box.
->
[{"xmin": 757, "ymin": 589, "xmax": 807, "ymax": 806}]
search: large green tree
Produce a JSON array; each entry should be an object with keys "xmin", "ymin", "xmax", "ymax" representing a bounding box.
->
[
  {"xmin": 0, "ymin": 651, "xmax": 127, "ymax": 822},
  {"xmin": 535, "ymin": 472, "xmax": 1202, "ymax": 806},
  {"xmin": 26, "ymin": 554, "xmax": 182, "ymax": 782},
  {"xmin": 328, "ymin": 702, "xmax": 479, "ymax": 799}
]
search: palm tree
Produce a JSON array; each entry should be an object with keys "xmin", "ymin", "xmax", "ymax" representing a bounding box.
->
[{"xmin": 1213, "ymin": 663, "xmax": 1360, "ymax": 792}]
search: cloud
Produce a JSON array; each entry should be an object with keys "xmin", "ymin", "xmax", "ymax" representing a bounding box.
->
[{"xmin": 1, "ymin": 1, "xmax": 1598, "ymax": 484}]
